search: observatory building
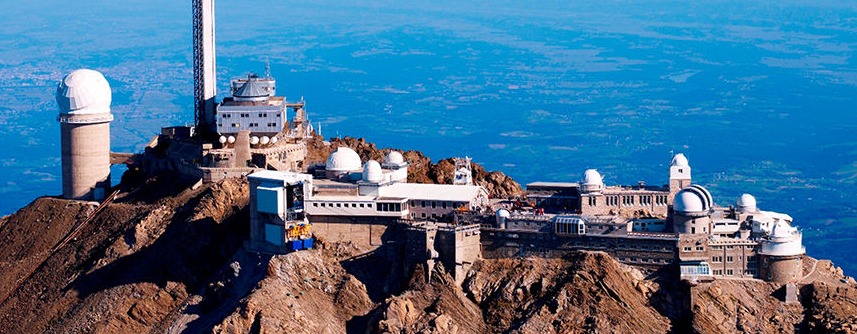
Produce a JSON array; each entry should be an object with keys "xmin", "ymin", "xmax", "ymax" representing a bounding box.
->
[{"xmin": 56, "ymin": 69, "xmax": 113, "ymax": 200}]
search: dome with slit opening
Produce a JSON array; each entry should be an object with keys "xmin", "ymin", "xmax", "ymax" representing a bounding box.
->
[{"xmin": 674, "ymin": 185, "xmax": 713, "ymax": 215}]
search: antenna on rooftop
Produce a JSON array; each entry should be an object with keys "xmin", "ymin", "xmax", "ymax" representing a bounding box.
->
[{"xmin": 264, "ymin": 57, "xmax": 271, "ymax": 78}]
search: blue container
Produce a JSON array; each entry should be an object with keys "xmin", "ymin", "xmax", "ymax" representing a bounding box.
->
[
  {"xmin": 289, "ymin": 239, "xmax": 302, "ymax": 251},
  {"xmin": 302, "ymin": 237, "xmax": 314, "ymax": 250}
]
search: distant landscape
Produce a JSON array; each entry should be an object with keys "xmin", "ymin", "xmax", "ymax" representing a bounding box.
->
[{"xmin": 0, "ymin": 0, "xmax": 855, "ymax": 274}]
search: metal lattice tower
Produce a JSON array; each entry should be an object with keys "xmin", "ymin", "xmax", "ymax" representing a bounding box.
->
[{"xmin": 192, "ymin": 0, "xmax": 217, "ymax": 136}]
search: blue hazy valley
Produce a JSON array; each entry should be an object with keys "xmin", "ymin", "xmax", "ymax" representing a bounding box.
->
[{"xmin": 0, "ymin": 0, "xmax": 856, "ymax": 274}]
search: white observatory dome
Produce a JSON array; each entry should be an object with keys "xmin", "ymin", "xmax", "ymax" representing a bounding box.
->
[
  {"xmin": 326, "ymin": 147, "xmax": 362, "ymax": 172},
  {"xmin": 580, "ymin": 169, "xmax": 604, "ymax": 193},
  {"xmin": 581, "ymin": 169, "xmax": 603, "ymax": 186},
  {"xmin": 496, "ymin": 208, "xmax": 511, "ymax": 218},
  {"xmin": 385, "ymin": 151, "xmax": 405, "ymax": 165},
  {"xmin": 362, "ymin": 160, "xmax": 383, "ymax": 183},
  {"xmin": 737, "ymin": 193, "xmax": 758, "ymax": 213},
  {"xmin": 56, "ymin": 69, "xmax": 112, "ymax": 115},
  {"xmin": 673, "ymin": 185, "xmax": 713, "ymax": 215},
  {"xmin": 670, "ymin": 153, "xmax": 689, "ymax": 167}
]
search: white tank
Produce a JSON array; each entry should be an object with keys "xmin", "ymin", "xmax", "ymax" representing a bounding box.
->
[
  {"xmin": 218, "ymin": 136, "xmax": 227, "ymax": 144},
  {"xmin": 496, "ymin": 208, "xmax": 511, "ymax": 229},
  {"xmin": 227, "ymin": 136, "xmax": 236, "ymax": 144},
  {"xmin": 270, "ymin": 136, "xmax": 278, "ymax": 144},
  {"xmin": 260, "ymin": 136, "xmax": 270, "ymax": 145},
  {"xmin": 56, "ymin": 69, "xmax": 114, "ymax": 200},
  {"xmin": 250, "ymin": 136, "xmax": 260, "ymax": 145}
]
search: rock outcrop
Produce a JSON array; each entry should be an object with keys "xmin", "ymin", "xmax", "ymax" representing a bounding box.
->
[{"xmin": 306, "ymin": 136, "xmax": 524, "ymax": 198}]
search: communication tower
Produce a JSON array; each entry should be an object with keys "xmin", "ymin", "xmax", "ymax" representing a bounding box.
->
[{"xmin": 193, "ymin": 0, "xmax": 217, "ymax": 136}]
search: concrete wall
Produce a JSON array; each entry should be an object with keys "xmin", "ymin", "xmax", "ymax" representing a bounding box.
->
[{"xmin": 61, "ymin": 121, "xmax": 111, "ymax": 200}]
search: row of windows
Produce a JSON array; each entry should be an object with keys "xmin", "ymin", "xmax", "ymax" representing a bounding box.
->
[
  {"xmin": 622, "ymin": 244, "xmax": 672, "ymax": 251},
  {"xmin": 711, "ymin": 245, "xmax": 755, "ymax": 250},
  {"xmin": 711, "ymin": 256, "xmax": 735, "ymax": 263},
  {"xmin": 712, "ymin": 268, "xmax": 758, "ymax": 276},
  {"xmin": 682, "ymin": 246, "xmax": 705, "ymax": 252},
  {"xmin": 220, "ymin": 122, "xmax": 279, "ymax": 128},
  {"xmin": 622, "ymin": 257, "xmax": 670, "ymax": 264},
  {"xmin": 409, "ymin": 200, "xmax": 466, "ymax": 209},
  {"xmin": 221, "ymin": 112, "xmax": 280, "ymax": 119},
  {"xmin": 601, "ymin": 195, "xmax": 669, "ymax": 207},
  {"xmin": 411, "ymin": 212, "xmax": 446, "ymax": 219},
  {"xmin": 376, "ymin": 202, "xmax": 403, "ymax": 212},
  {"xmin": 313, "ymin": 202, "xmax": 373, "ymax": 209},
  {"xmin": 312, "ymin": 201, "xmax": 408, "ymax": 212},
  {"xmin": 555, "ymin": 221, "xmax": 585, "ymax": 235}
]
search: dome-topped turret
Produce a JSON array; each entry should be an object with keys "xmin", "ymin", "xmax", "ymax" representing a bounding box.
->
[
  {"xmin": 737, "ymin": 193, "xmax": 758, "ymax": 213},
  {"xmin": 670, "ymin": 153, "xmax": 689, "ymax": 167},
  {"xmin": 362, "ymin": 160, "xmax": 383, "ymax": 183},
  {"xmin": 580, "ymin": 169, "xmax": 604, "ymax": 193},
  {"xmin": 760, "ymin": 218, "xmax": 804, "ymax": 256},
  {"xmin": 385, "ymin": 151, "xmax": 405, "ymax": 165},
  {"xmin": 673, "ymin": 185, "xmax": 713, "ymax": 216},
  {"xmin": 56, "ymin": 69, "xmax": 112, "ymax": 116},
  {"xmin": 326, "ymin": 147, "xmax": 362, "ymax": 172}
]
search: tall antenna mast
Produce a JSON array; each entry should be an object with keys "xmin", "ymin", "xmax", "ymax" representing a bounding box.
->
[
  {"xmin": 265, "ymin": 57, "xmax": 271, "ymax": 78},
  {"xmin": 193, "ymin": 0, "xmax": 217, "ymax": 136}
]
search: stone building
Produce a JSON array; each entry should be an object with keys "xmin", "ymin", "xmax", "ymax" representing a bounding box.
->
[{"xmin": 526, "ymin": 154, "xmax": 691, "ymax": 218}]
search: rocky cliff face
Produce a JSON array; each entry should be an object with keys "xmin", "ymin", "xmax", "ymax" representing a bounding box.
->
[{"xmin": 0, "ymin": 167, "xmax": 855, "ymax": 333}]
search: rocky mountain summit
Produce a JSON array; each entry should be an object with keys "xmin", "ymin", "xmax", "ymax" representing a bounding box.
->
[{"xmin": 0, "ymin": 141, "xmax": 855, "ymax": 333}]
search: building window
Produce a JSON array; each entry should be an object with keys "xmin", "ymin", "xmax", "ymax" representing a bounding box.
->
[
  {"xmin": 351, "ymin": 203, "xmax": 356, "ymax": 207},
  {"xmin": 747, "ymin": 256, "xmax": 757, "ymax": 262},
  {"xmin": 726, "ymin": 256, "xmax": 734, "ymax": 263},
  {"xmin": 696, "ymin": 246, "xmax": 704, "ymax": 251},
  {"xmin": 421, "ymin": 201, "xmax": 426, "ymax": 208},
  {"xmin": 682, "ymin": 246, "xmax": 691, "ymax": 252},
  {"xmin": 259, "ymin": 113, "xmax": 266, "ymax": 117},
  {"xmin": 232, "ymin": 123, "xmax": 240, "ymax": 128},
  {"xmin": 421, "ymin": 213, "xmax": 426, "ymax": 218},
  {"xmin": 712, "ymin": 256, "xmax": 722, "ymax": 263},
  {"xmin": 726, "ymin": 269, "xmax": 734, "ymax": 276},
  {"xmin": 312, "ymin": 203, "xmax": 318, "ymax": 207},
  {"xmin": 713, "ymin": 269, "xmax": 723, "ymax": 275}
]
